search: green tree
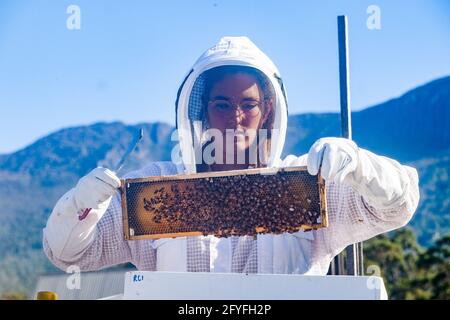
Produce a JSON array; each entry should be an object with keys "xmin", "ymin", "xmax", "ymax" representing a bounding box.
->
[
  {"xmin": 364, "ymin": 229, "xmax": 423, "ymax": 299},
  {"xmin": 416, "ymin": 234, "xmax": 450, "ymax": 299},
  {"xmin": 364, "ymin": 229, "xmax": 449, "ymax": 299}
]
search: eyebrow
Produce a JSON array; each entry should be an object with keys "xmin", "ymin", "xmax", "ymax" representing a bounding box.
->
[
  {"xmin": 211, "ymin": 95, "xmax": 231, "ymax": 101},
  {"xmin": 210, "ymin": 96, "xmax": 260, "ymax": 102}
]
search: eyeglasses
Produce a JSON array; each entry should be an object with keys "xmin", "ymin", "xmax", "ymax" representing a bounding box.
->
[{"xmin": 207, "ymin": 98, "xmax": 265, "ymax": 118}]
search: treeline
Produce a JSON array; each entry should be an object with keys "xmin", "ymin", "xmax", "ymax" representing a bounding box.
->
[{"xmin": 364, "ymin": 229, "xmax": 449, "ymax": 299}]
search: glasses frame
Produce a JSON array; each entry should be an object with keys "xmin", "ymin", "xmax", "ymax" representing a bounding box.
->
[{"xmin": 207, "ymin": 97, "xmax": 268, "ymax": 118}]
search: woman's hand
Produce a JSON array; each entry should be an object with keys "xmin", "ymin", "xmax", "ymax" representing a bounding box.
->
[
  {"xmin": 73, "ymin": 167, "xmax": 121, "ymax": 220},
  {"xmin": 307, "ymin": 137, "xmax": 359, "ymax": 184}
]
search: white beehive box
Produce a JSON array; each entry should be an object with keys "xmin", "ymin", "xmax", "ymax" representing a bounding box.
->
[{"xmin": 122, "ymin": 271, "xmax": 388, "ymax": 300}]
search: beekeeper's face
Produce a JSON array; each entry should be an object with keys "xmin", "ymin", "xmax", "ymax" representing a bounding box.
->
[{"xmin": 206, "ymin": 72, "xmax": 272, "ymax": 161}]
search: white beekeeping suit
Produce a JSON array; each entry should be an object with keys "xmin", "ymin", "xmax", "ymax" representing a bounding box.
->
[{"xmin": 43, "ymin": 36, "xmax": 420, "ymax": 275}]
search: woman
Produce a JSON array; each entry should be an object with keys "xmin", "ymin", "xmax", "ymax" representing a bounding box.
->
[{"xmin": 43, "ymin": 36, "xmax": 419, "ymax": 274}]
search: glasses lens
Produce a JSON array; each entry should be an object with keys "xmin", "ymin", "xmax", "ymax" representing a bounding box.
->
[
  {"xmin": 212, "ymin": 100, "xmax": 232, "ymax": 111},
  {"xmin": 209, "ymin": 100, "xmax": 262, "ymax": 118}
]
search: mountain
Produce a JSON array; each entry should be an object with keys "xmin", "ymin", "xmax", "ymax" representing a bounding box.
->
[
  {"xmin": 0, "ymin": 76, "xmax": 449, "ymax": 296},
  {"xmin": 407, "ymin": 149, "xmax": 450, "ymax": 245},
  {"xmin": 282, "ymin": 76, "xmax": 450, "ymax": 160}
]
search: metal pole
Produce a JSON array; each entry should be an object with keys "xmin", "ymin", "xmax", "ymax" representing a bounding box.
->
[
  {"xmin": 358, "ymin": 241, "xmax": 364, "ymax": 275},
  {"xmin": 338, "ymin": 15, "xmax": 352, "ymax": 139},
  {"xmin": 337, "ymin": 15, "xmax": 363, "ymax": 276}
]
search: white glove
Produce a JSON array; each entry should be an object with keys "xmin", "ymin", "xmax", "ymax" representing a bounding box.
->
[
  {"xmin": 74, "ymin": 167, "xmax": 121, "ymax": 212},
  {"xmin": 307, "ymin": 137, "xmax": 411, "ymax": 209},
  {"xmin": 307, "ymin": 137, "xmax": 359, "ymax": 184},
  {"xmin": 44, "ymin": 167, "xmax": 121, "ymax": 262}
]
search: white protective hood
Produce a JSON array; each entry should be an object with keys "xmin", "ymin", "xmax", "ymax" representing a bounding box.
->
[{"xmin": 175, "ymin": 36, "xmax": 289, "ymax": 173}]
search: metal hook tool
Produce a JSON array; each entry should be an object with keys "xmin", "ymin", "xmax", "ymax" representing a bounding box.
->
[
  {"xmin": 114, "ymin": 128, "xmax": 144, "ymax": 175},
  {"xmin": 79, "ymin": 128, "xmax": 144, "ymax": 221}
]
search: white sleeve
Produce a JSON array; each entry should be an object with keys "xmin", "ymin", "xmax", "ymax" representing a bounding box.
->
[
  {"xmin": 43, "ymin": 192, "xmax": 156, "ymax": 271},
  {"xmin": 43, "ymin": 187, "xmax": 105, "ymax": 263},
  {"xmin": 315, "ymin": 165, "xmax": 420, "ymax": 258},
  {"xmin": 42, "ymin": 163, "xmax": 166, "ymax": 271}
]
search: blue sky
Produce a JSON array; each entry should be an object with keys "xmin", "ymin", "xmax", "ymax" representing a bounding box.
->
[{"xmin": 0, "ymin": 0, "xmax": 449, "ymax": 153}]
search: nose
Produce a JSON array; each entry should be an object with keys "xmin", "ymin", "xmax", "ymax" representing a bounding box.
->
[{"xmin": 227, "ymin": 107, "xmax": 245, "ymax": 127}]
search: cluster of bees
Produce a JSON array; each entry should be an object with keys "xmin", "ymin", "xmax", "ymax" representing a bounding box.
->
[{"xmin": 142, "ymin": 172, "xmax": 321, "ymax": 237}]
